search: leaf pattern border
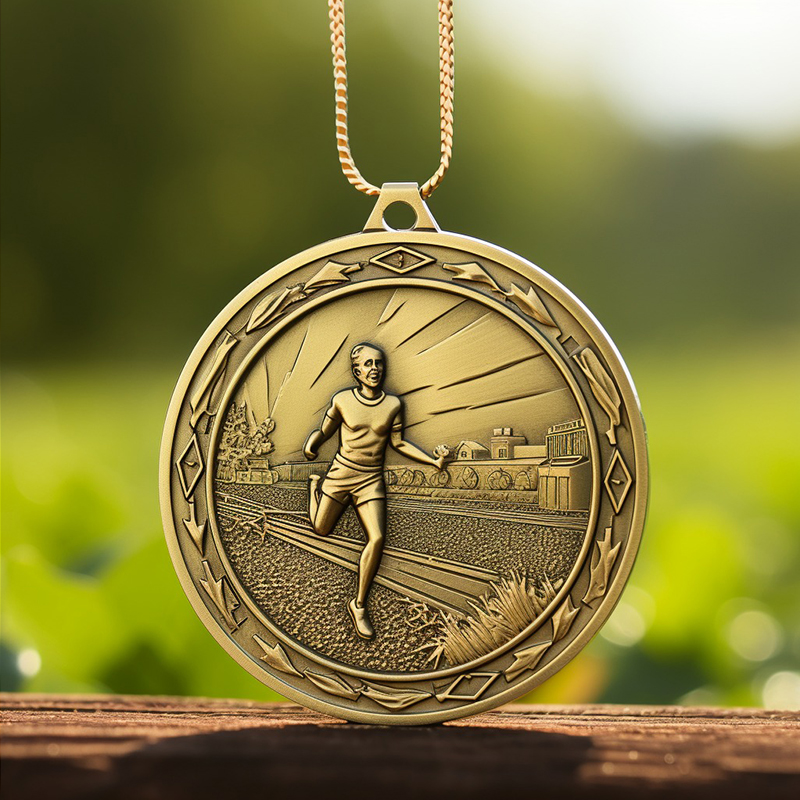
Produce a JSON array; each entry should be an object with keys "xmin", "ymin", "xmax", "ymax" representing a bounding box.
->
[
  {"xmin": 504, "ymin": 520, "xmax": 624, "ymax": 683},
  {"xmin": 245, "ymin": 260, "xmax": 363, "ymax": 334},
  {"xmin": 442, "ymin": 261, "xmax": 561, "ymax": 334},
  {"xmin": 249, "ymin": 637, "xmax": 434, "ymax": 711}
]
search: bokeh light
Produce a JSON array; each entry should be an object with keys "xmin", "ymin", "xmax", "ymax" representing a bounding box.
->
[
  {"xmin": 724, "ymin": 606, "xmax": 783, "ymax": 663},
  {"xmin": 761, "ymin": 672, "xmax": 800, "ymax": 711}
]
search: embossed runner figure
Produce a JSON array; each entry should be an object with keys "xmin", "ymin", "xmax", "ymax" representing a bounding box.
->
[{"xmin": 303, "ymin": 343, "xmax": 444, "ymax": 639}]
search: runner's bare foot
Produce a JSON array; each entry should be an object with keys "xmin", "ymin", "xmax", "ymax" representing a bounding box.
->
[{"xmin": 348, "ymin": 599, "xmax": 374, "ymax": 640}]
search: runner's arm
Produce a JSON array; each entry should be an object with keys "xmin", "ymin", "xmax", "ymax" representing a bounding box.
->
[
  {"xmin": 303, "ymin": 399, "xmax": 341, "ymax": 460},
  {"xmin": 390, "ymin": 413, "xmax": 444, "ymax": 470}
]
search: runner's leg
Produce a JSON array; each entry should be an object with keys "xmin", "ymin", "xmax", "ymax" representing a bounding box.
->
[
  {"xmin": 309, "ymin": 491, "xmax": 346, "ymax": 536},
  {"xmin": 353, "ymin": 499, "xmax": 386, "ymax": 607},
  {"xmin": 308, "ymin": 475, "xmax": 321, "ymax": 522}
]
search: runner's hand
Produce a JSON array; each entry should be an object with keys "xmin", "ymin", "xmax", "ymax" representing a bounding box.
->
[{"xmin": 434, "ymin": 454, "xmax": 446, "ymax": 471}]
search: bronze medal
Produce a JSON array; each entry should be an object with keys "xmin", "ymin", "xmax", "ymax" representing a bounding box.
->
[{"xmin": 160, "ymin": 1, "xmax": 647, "ymax": 724}]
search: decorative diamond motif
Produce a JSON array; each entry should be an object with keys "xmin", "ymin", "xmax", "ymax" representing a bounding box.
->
[
  {"xmin": 369, "ymin": 246, "xmax": 435, "ymax": 274},
  {"xmin": 603, "ymin": 449, "xmax": 633, "ymax": 514},
  {"xmin": 176, "ymin": 434, "xmax": 204, "ymax": 499},
  {"xmin": 434, "ymin": 672, "xmax": 500, "ymax": 702}
]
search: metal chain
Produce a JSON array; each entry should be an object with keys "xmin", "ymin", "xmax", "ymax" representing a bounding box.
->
[{"xmin": 328, "ymin": 0, "xmax": 454, "ymax": 198}]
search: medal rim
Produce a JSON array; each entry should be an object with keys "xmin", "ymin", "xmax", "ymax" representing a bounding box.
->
[{"xmin": 160, "ymin": 224, "xmax": 648, "ymax": 724}]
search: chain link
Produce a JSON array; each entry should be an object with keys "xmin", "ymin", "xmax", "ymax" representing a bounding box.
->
[{"xmin": 328, "ymin": 0, "xmax": 454, "ymax": 198}]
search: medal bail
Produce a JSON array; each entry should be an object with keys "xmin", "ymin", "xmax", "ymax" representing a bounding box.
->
[{"xmin": 362, "ymin": 183, "xmax": 441, "ymax": 233}]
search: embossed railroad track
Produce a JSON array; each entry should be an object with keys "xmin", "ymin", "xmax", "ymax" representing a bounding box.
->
[{"xmin": 216, "ymin": 494, "xmax": 500, "ymax": 614}]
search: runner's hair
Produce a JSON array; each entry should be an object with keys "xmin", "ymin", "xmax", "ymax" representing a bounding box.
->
[{"xmin": 350, "ymin": 342, "xmax": 384, "ymax": 368}]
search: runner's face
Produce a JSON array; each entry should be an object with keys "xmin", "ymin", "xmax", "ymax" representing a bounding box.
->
[{"xmin": 354, "ymin": 349, "xmax": 385, "ymax": 388}]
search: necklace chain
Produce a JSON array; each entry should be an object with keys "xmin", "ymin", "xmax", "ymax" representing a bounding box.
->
[{"xmin": 328, "ymin": 0, "xmax": 454, "ymax": 198}]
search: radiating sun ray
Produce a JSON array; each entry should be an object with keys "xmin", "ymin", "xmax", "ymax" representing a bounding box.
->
[
  {"xmin": 309, "ymin": 334, "xmax": 350, "ymax": 389},
  {"xmin": 438, "ymin": 352, "xmax": 544, "ymax": 390},
  {"xmin": 414, "ymin": 313, "xmax": 492, "ymax": 356},
  {"xmin": 393, "ymin": 300, "xmax": 467, "ymax": 349},
  {"xmin": 270, "ymin": 326, "xmax": 310, "ymax": 419},
  {"xmin": 427, "ymin": 386, "xmax": 560, "ymax": 416},
  {"xmin": 377, "ymin": 290, "xmax": 405, "ymax": 325}
]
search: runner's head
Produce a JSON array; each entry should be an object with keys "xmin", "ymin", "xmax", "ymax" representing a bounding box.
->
[{"xmin": 351, "ymin": 343, "xmax": 385, "ymax": 389}]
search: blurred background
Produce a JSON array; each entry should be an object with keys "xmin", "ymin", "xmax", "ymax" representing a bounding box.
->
[{"xmin": 2, "ymin": 0, "xmax": 799, "ymax": 708}]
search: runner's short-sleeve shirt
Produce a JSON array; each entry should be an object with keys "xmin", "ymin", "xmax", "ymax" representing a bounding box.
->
[{"xmin": 324, "ymin": 389, "xmax": 402, "ymax": 468}]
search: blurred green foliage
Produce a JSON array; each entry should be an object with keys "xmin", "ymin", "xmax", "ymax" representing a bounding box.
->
[{"xmin": 2, "ymin": 0, "xmax": 799, "ymax": 706}]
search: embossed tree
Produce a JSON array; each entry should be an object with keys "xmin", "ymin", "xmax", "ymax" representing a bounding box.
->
[
  {"xmin": 217, "ymin": 402, "xmax": 275, "ymax": 479},
  {"xmin": 217, "ymin": 404, "xmax": 242, "ymax": 479},
  {"xmin": 249, "ymin": 417, "xmax": 276, "ymax": 458}
]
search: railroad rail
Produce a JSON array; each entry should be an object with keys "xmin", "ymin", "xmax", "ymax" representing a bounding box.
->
[{"xmin": 216, "ymin": 494, "xmax": 500, "ymax": 614}]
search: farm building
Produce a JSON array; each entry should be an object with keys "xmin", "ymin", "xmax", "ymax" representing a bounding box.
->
[
  {"xmin": 490, "ymin": 427, "xmax": 527, "ymax": 459},
  {"xmin": 538, "ymin": 419, "xmax": 591, "ymax": 511},
  {"xmin": 538, "ymin": 456, "xmax": 591, "ymax": 511},
  {"xmin": 455, "ymin": 440, "xmax": 490, "ymax": 460}
]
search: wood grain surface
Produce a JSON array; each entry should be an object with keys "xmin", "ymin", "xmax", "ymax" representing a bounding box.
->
[{"xmin": 2, "ymin": 694, "xmax": 799, "ymax": 799}]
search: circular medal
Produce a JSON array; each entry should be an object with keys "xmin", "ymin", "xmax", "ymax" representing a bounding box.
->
[{"xmin": 160, "ymin": 184, "xmax": 648, "ymax": 723}]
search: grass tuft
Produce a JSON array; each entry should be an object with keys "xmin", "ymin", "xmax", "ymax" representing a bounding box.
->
[{"xmin": 406, "ymin": 571, "xmax": 560, "ymax": 668}]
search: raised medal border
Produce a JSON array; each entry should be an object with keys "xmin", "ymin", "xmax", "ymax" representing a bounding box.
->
[{"xmin": 159, "ymin": 226, "xmax": 647, "ymax": 725}]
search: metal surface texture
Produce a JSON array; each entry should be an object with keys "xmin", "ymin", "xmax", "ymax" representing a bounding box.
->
[{"xmin": 160, "ymin": 184, "xmax": 648, "ymax": 724}]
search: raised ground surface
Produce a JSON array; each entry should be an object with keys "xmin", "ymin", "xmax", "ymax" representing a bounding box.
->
[{"xmin": 215, "ymin": 482, "xmax": 586, "ymax": 672}]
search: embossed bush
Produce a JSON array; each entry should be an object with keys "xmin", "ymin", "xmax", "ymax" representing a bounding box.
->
[{"xmin": 415, "ymin": 572, "xmax": 560, "ymax": 667}]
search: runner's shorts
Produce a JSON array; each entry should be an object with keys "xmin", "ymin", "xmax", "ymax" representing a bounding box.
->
[{"xmin": 320, "ymin": 455, "xmax": 385, "ymax": 506}]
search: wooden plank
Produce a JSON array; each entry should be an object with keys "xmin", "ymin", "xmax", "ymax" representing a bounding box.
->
[{"xmin": 2, "ymin": 694, "xmax": 799, "ymax": 800}]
